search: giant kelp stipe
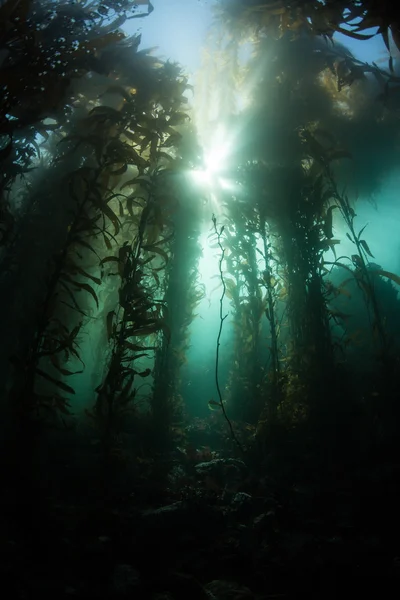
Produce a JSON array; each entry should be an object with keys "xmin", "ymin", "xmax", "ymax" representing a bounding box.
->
[{"xmin": 1, "ymin": 1, "xmax": 400, "ymax": 598}]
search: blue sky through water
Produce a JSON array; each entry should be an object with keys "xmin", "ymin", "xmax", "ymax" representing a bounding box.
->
[{"xmin": 127, "ymin": 0, "xmax": 392, "ymax": 75}]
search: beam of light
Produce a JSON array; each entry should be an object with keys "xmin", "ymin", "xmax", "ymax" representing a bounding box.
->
[{"xmin": 190, "ymin": 123, "xmax": 232, "ymax": 188}]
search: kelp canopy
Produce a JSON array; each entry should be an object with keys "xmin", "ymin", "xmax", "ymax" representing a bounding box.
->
[
  {"xmin": 0, "ymin": 0, "xmax": 204, "ymax": 456},
  {"xmin": 189, "ymin": 0, "xmax": 400, "ymax": 444}
]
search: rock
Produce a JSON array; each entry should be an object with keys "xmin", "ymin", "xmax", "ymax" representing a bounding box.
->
[
  {"xmin": 253, "ymin": 510, "xmax": 279, "ymax": 534},
  {"xmin": 111, "ymin": 564, "xmax": 140, "ymax": 596},
  {"xmin": 167, "ymin": 465, "xmax": 187, "ymax": 484},
  {"xmin": 140, "ymin": 500, "xmax": 225, "ymax": 540},
  {"xmin": 204, "ymin": 579, "xmax": 253, "ymax": 600},
  {"xmin": 231, "ymin": 492, "xmax": 252, "ymax": 508},
  {"xmin": 195, "ymin": 459, "xmax": 247, "ymax": 494},
  {"xmin": 142, "ymin": 501, "xmax": 185, "ymax": 519},
  {"xmin": 230, "ymin": 492, "xmax": 253, "ymax": 519},
  {"xmin": 195, "ymin": 458, "xmax": 247, "ymax": 476}
]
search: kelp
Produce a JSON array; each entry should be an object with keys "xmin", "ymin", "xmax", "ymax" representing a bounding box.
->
[
  {"xmin": 1, "ymin": 1, "xmax": 194, "ymax": 442},
  {"xmin": 198, "ymin": 0, "xmax": 400, "ymax": 450},
  {"xmin": 214, "ymin": 0, "xmax": 400, "ymax": 59},
  {"xmin": 0, "ymin": 0, "xmax": 156, "ymax": 247}
]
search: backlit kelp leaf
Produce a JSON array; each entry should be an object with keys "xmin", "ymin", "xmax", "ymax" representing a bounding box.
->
[
  {"xmin": 123, "ymin": 0, "xmax": 154, "ymax": 17},
  {"xmin": 324, "ymin": 261, "xmax": 354, "ymax": 276},
  {"xmin": 144, "ymin": 223, "xmax": 161, "ymax": 246},
  {"xmin": 167, "ymin": 112, "xmax": 189, "ymax": 126},
  {"xmin": 134, "ymin": 368, "xmax": 152, "ymax": 377},
  {"xmin": 142, "ymin": 244, "xmax": 169, "ymax": 265},
  {"xmin": 64, "ymin": 261, "xmax": 102, "ymax": 285},
  {"xmin": 77, "ymin": 32, "xmax": 125, "ymax": 56},
  {"xmin": 59, "ymin": 280, "xmax": 83, "ymax": 312},
  {"xmin": 359, "ymin": 240, "xmax": 374, "ymax": 258},
  {"xmin": 103, "ymin": 234, "xmax": 113, "ymax": 250},
  {"xmin": 151, "ymin": 232, "xmax": 175, "ymax": 247},
  {"xmin": 157, "ymin": 151, "xmax": 175, "ymax": 163},
  {"xmin": 125, "ymin": 316, "xmax": 167, "ymax": 341},
  {"xmin": 61, "ymin": 273, "xmax": 99, "ymax": 308},
  {"xmin": 322, "ymin": 205, "xmax": 338, "ymax": 239},
  {"xmin": 58, "ymin": 134, "xmax": 97, "ymax": 156},
  {"xmin": 36, "ymin": 394, "xmax": 73, "ymax": 416},
  {"xmin": 337, "ymin": 285, "xmax": 351, "ymax": 298},
  {"xmin": 126, "ymin": 325, "xmax": 158, "ymax": 337},
  {"xmin": 105, "ymin": 192, "xmax": 128, "ymax": 204},
  {"xmin": 371, "ymin": 269, "xmax": 400, "ymax": 286},
  {"xmin": 36, "ymin": 368, "xmax": 75, "ymax": 395},
  {"xmin": 208, "ymin": 399, "xmax": 222, "ymax": 411},
  {"xmin": 73, "ymin": 282, "xmax": 99, "ymax": 308},
  {"xmin": 378, "ymin": 25, "xmax": 391, "ymax": 54},
  {"xmin": 110, "ymin": 163, "xmax": 128, "ymax": 176},
  {"xmin": 126, "ymin": 194, "xmax": 146, "ymax": 217},
  {"xmin": 107, "ymin": 139, "xmax": 148, "ymax": 169},
  {"xmin": 59, "ymin": 300, "xmax": 87, "ymax": 318},
  {"xmin": 100, "ymin": 86, "xmax": 135, "ymax": 103},
  {"xmin": 125, "ymin": 353, "xmax": 150, "ymax": 362},
  {"xmin": 162, "ymin": 133, "xmax": 182, "ymax": 147},
  {"xmin": 321, "ymin": 239, "xmax": 340, "ymax": 259},
  {"xmin": 91, "ymin": 192, "xmax": 121, "ymax": 235},
  {"xmin": 120, "ymin": 177, "xmax": 144, "ymax": 191},
  {"xmin": 140, "ymin": 134, "xmax": 154, "ymax": 153},
  {"xmin": 123, "ymin": 130, "xmax": 143, "ymax": 144},
  {"xmin": 339, "ymin": 277, "xmax": 354, "ymax": 289},
  {"xmin": 71, "ymin": 236, "xmax": 99, "ymax": 257},
  {"xmin": 357, "ymin": 224, "xmax": 368, "ymax": 239},
  {"xmin": 100, "ymin": 255, "xmax": 120, "ymax": 268},
  {"xmin": 335, "ymin": 26, "xmax": 375, "ymax": 40},
  {"xmin": 124, "ymin": 342, "xmax": 156, "ymax": 352},
  {"xmin": 351, "ymin": 254, "xmax": 363, "ymax": 268},
  {"xmin": 50, "ymin": 355, "xmax": 83, "ymax": 377},
  {"xmin": 328, "ymin": 308, "xmax": 352, "ymax": 321}
]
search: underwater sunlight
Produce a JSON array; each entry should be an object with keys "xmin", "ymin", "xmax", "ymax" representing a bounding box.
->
[{"xmin": 190, "ymin": 123, "xmax": 233, "ymax": 188}]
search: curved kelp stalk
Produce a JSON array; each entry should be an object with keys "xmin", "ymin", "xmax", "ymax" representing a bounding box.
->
[{"xmin": 211, "ymin": 214, "xmax": 245, "ymax": 455}]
